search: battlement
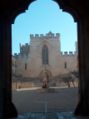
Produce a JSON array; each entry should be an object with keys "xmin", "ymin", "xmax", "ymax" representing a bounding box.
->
[
  {"xmin": 61, "ymin": 51, "xmax": 76, "ymax": 56},
  {"xmin": 13, "ymin": 53, "xmax": 19, "ymax": 59},
  {"xmin": 30, "ymin": 31, "xmax": 60, "ymax": 39},
  {"xmin": 20, "ymin": 43, "xmax": 30, "ymax": 56},
  {"xmin": 20, "ymin": 43, "xmax": 29, "ymax": 48}
]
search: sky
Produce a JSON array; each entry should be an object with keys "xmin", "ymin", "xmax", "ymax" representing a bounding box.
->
[{"xmin": 12, "ymin": 0, "xmax": 77, "ymax": 55}]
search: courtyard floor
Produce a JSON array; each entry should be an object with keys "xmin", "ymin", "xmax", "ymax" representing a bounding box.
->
[{"xmin": 12, "ymin": 87, "xmax": 89, "ymax": 119}]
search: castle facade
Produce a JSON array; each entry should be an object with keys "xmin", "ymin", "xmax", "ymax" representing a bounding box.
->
[{"xmin": 13, "ymin": 32, "xmax": 78, "ymax": 80}]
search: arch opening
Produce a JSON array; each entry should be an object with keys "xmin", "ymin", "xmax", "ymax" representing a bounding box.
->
[{"xmin": 12, "ymin": 0, "xmax": 79, "ymax": 117}]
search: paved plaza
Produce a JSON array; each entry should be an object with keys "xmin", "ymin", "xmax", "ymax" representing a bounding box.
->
[
  {"xmin": 12, "ymin": 87, "xmax": 78, "ymax": 114},
  {"xmin": 12, "ymin": 87, "xmax": 89, "ymax": 119}
]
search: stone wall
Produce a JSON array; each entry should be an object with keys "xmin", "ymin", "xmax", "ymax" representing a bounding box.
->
[{"xmin": 12, "ymin": 32, "xmax": 78, "ymax": 80}]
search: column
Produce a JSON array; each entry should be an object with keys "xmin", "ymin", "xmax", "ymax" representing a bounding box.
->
[
  {"xmin": 74, "ymin": 18, "xmax": 89, "ymax": 116},
  {"xmin": 0, "ymin": 21, "xmax": 17, "ymax": 118}
]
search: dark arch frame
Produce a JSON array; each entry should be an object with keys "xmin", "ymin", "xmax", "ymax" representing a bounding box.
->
[{"xmin": 0, "ymin": 0, "xmax": 89, "ymax": 118}]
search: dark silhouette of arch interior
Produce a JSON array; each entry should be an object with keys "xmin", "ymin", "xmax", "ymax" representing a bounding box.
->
[{"xmin": 0, "ymin": 0, "xmax": 89, "ymax": 118}]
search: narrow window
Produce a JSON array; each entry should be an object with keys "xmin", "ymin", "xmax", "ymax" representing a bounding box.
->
[
  {"xmin": 64, "ymin": 62, "xmax": 67, "ymax": 69},
  {"xmin": 15, "ymin": 61, "xmax": 17, "ymax": 68},
  {"xmin": 42, "ymin": 45, "xmax": 49, "ymax": 65},
  {"xmin": 25, "ymin": 63, "xmax": 27, "ymax": 70}
]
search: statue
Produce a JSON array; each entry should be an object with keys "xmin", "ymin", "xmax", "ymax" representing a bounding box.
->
[{"xmin": 42, "ymin": 70, "xmax": 49, "ymax": 88}]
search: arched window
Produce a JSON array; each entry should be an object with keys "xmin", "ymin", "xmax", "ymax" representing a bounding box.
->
[{"xmin": 42, "ymin": 45, "xmax": 49, "ymax": 64}]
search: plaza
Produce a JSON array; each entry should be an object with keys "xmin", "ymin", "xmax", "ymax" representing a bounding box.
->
[{"xmin": 13, "ymin": 87, "xmax": 78, "ymax": 119}]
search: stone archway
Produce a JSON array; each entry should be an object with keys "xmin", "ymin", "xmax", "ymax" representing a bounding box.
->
[{"xmin": 0, "ymin": 0, "xmax": 89, "ymax": 118}]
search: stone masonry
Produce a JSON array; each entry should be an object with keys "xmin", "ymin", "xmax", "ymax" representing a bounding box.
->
[{"xmin": 12, "ymin": 31, "xmax": 78, "ymax": 80}]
